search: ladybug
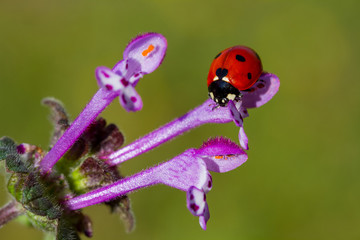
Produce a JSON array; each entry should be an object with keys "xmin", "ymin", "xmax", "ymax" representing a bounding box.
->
[{"xmin": 207, "ymin": 46, "xmax": 263, "ymax": 107}]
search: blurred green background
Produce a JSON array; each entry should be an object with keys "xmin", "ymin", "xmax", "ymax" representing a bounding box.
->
[{"xmin": 1, "ymin": 0, "xmax": 359, "ymax": 239}]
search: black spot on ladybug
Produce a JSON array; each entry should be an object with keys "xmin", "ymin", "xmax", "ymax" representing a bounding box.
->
[
  {"xmin": 235, "ymin": 55, "xmax": 246, "ymax": 62},
  {"xmin": 215, "ymin": 68, "xmax": 228, "ymax": 79},
  {"xmin": 247, "ymin": 72, "xmax": 252, "ymax": 80},
  {"xmin": 214, "ymin": 52, "xmax": 222, "ymax": 59}
]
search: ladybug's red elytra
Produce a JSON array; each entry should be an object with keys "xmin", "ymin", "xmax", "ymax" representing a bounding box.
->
[{"xmin": 207, "ymin": 46, "xmax": 263, "ymax": 107}]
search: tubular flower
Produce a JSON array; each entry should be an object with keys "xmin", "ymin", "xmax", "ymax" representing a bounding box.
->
[
  {"xmin": 65, "ymin": 137, "xmax": 247, "ymax": 230},
  {"xmin": 105, "ymin": 72, "xmax": 280, "ymax": 165},
  {"xmin": 0, "ymin": 31, "xmax": 280, "ymax": 238},
  {"xmin": 39, "ymin": 33, "xmax": 167, "ymax": 174}
]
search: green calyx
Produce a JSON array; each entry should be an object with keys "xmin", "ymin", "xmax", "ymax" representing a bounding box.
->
[{"xmin": 1, "ymin": 98, "xmax": 134, "ymax": 238}]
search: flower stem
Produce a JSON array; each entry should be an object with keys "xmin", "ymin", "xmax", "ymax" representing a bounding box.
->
[
  {"xmin": 40, "ymin": 88, "xmax": 118, "ymax": 174},
  {"xmin": 0, "ymin": 200, "xmax": 25, "ymax": 228},
  {"xmin": 66, "ymin": 149, "xmax": 202, "ymax": 210},
  {"xmin": 105, "ymin": 99, "xmax": 232, "ymax": 166},
  {"xmin": 65, "ymin": 167, "xmax": 158, "ymax": 210}
]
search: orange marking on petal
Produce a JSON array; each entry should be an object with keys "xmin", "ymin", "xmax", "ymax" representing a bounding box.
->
[
  {"xmin": 214, "ymin": 155, "xmax": 223, "ymax": 159},
  {"xmin": 142, "ymin": 44, "xmax": 155, "ymax": 57}
]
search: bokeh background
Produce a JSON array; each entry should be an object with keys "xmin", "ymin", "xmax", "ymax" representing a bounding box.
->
[{"xmin": 1, "ymin": 0, "xmax": 359, "ymax": 239}]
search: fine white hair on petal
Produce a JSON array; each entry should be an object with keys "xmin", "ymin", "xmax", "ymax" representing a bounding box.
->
[{"xmin": 156, "ymin": 150, "xmax": 208, "ymax": 191}]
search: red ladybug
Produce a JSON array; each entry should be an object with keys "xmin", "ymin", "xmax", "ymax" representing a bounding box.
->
[{"xmin": 207, "ymin": 46, "xmax": 263, "ymax": 106}]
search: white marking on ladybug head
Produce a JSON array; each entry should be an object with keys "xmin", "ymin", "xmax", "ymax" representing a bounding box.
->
[
  {"xmin": 209, "ymin": 92, "xmax": 214, "ymax": 100},
  {"xmin": 222, "ymin": 76, "xmax": 230, "ymax": 83},
  {"xmin": 213, "ymin": 76, "xmax": 219, "ymax": 81},
  {"xmin": 227, "ymin": 93, "xmax": 236, "ymax": 101}
]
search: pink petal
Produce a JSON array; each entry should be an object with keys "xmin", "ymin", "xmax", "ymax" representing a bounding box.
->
[
  {"xmin": 123, "ymin": 33, "xmax": 167, "ymax": 74},
  {"xmin": 202, "ymin": 173, "xmax": 213, "ymax": 194},
  {"xmin": 239, "ymin": 126, "xmax": 249, "ymax": 150},
  {"xmin": 199, "ymin": 203, "xmax": 210, "ymax": 230},
  {"xmin": 228, "ymin": 100, "xmax": 243, "ymax": 127},
  {"xmin": 96, "ymin": 66, "xmax": 123, "ymax": 92},
  {"xmin": 119, "ymin": 86, "xmax": 143, "ymax": 112},
  {"xmin": 112, "ymin": 59, "xmax": 144, "ymax": 86},
  {"xmin": 241, "ymin": 73, "xmax": 280, "ymax": 108},
  {"xmin": 196, "ymin": 137, "xmax": 248, "ymax": 173},
  {"xmin": 157, "ymin": 151, "xmax": 208, "ymax": 191},
  {"xmin": 186, "ymin": 187, "xmax": 206, "ymax": 216}
]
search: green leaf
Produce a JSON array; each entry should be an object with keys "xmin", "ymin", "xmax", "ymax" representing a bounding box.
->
[
  {"xmin": 42, "ymin": 98, "xmax": 70, "ymax": 148},
  {"xmin": 22, "ymin": 172, "xmax": 63, "ymax": 220},
  {"xmin": 7, "ymin": 173, "xmax": 27, "ymax": 202},
  {"xmin": 6, "ymin": 155, "xmax": 29, "ymax": 173},
  {"xmin": 0, "ymin": 137, "xmax": 17, "ymax": 161},
  {"xmin": 56, "ymin": 216, "xmax": 80, "ymax": 240}
]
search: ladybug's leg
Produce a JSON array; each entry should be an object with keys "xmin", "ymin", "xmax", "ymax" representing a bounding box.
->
[
  {"xmin": 234, "ymin": 92, "xmax": 243, "ymax": 102},
  {"xmin": 211, "ymin": 104, "xmax": 221, "ymax": 111}
]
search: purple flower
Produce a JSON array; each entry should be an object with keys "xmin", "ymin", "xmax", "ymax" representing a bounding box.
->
[
  {"xmin": 1, "ymin": 30, "xmax": 280, "ymax": 236},
  {"xmin": 65, "ymin": 137, "xmax": 247, "ymax": 230},
  {"xmin": 43, "ymin": 37, "xmax": 279, "ymax": 229},
  {"xmin": 39, "ymin": 33, "xmax": 167, "ymax": 174},
  {"xmin": 96, "ymin": 33, "xmax": 167, "ymax": 112},
  {"xmin": 104, "ymin": 72, "xmax": 280, "ymax": 165}
]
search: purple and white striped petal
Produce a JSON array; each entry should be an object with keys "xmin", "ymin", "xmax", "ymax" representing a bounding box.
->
[
  {"xmin": 122, "ymin": 33, "xmax": 167, "ymax": 75},
  {"xmin": 199, "ymin": 203, "xmax": 210, "ymax": 230},
  {"xmin": 186, "ymin": 186, "xmax": 211, "ymax": 230},
  {"xmin": 186, "ymin": 187, "xmax": 206, "ymax": 216},
  {"xmin": 229, "ymin": 100, "xmax": 243, "ymax": 127},
  {"xmin": 119, "ymin": 86, "xmax": 143, "ymax": 112},
  {"xmin": 96, "ymin": 65, "xmax": 144, "ymax": 112},
  {"xmin": 202, "ymin": 173, "xmax": 213, "ymax": 194},
  {"xmin": 239, "ymin": 126, "xmax": 249, "ymax": 150},
  {"xmin": 96, "ymin": 66, "xmax": 123, "ymax": 92},
  {"xmin": 196, "ymin": 137, "xmax": 248, "ymax": 173},
  {"xmin": 112, "ymin": 59, "xmax": 144, "ymax": 87},
  {"xmin": 241, "ymin": 73, "xmax": 280, "ymax": 109}
]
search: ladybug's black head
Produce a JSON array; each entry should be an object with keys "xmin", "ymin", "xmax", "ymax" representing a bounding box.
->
[{"xmin": 208, "ymin": 80, "xmax": 241, "ymax": 107}]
